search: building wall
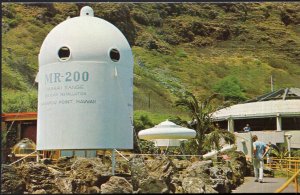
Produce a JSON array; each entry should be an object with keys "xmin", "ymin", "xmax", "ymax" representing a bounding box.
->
[
  {"xmin": 284, "ymin": 130, "xmax": 300, "ymax": 149},
  {"xmin": 21, "ymin": 123, "xmax": 37, "ymax": 143},
  {"xmin": 235, "ymin": 131, "xmax": 286, "ymax": 159},
  {"xmin": 234, "ymin": 132, "xmax": 252, "ymax": 160}
]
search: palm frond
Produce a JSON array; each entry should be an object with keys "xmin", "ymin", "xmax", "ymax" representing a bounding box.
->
[{"xmin": 174, "ymin": 91, "xmax": 224, "ymax": 155}]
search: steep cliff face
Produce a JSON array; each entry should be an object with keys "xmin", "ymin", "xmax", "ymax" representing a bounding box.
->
[{"xmin": 2, "ymin": 3, "xmax": 300, "ymax": 113}]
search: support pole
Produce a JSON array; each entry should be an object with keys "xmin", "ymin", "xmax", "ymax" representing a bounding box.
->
[
  {"xmin": 250, "ymin": 132, "xmax": 253, "ymax": 163},
  {"xmin": 285, "ymin": 134, "xmax": 292, "ymax": 170},
  {"xmin": 276, "ymin": 114, "xmax": 282, "ymax": 131},
  {"xmin": 228, "ymin": 117, "xmax": 234, "ymax": 133},
  {"xmin": 271, "ymin": 75, "xmax": 274, "ymax": 92},
  {"xmin": 111, "ymin": 149, "xmax": 116, "ymax": 175},
  {"xmin": 36, "ymin": 150, "xmax": 40, "ymax": 162}
]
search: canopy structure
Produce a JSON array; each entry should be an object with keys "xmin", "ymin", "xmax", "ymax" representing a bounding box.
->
[{"xmin": 138, "ymin": 120, "xmax": 196, "ymax": 148}]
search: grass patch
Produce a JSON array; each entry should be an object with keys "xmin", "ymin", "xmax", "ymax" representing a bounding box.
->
[{"xmin": 134, "ymin": 110, "xmax": 176, "ymax": 125}]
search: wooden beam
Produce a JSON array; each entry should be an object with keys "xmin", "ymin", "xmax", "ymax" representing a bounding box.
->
[{"xmin": 1, "ymin": 112, "xmax": 37, "ymax": 122}]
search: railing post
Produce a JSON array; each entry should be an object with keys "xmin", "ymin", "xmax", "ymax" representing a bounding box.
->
[
  {"xmin": 285, "ymin": 159, "xmax": 289, "ymax": 177},
  {"xmin": 295, "ymin": 160, "xmax": 299, "ymax": 193},
  {"xmin": 295, "ymin": 178, "xmax": 298, "ymax": 193}
]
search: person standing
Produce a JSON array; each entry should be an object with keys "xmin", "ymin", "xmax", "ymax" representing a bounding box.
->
[{"xmin": 252, "ymin": 135, "xmax": 270, "ymax": 183}]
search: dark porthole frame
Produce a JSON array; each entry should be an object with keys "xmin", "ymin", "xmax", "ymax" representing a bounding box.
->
[
  {"xmin": 109, "ymin": 48, "xmax": 120, "ymax": 62},
  {"xmin": 58, "ymin": 46, "xmax": 71, "ymax": 61}
]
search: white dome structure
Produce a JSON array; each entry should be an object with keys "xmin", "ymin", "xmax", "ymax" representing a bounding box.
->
[
  {"xmin": 138, "ymin": 120, "xmax": 196, "ymax": 147},
  {"xmin": 38, "ymin": 6, "xmax": 132, "ymax": 66},
  {"xmin": 37, "ymin": 6, "xmax": 133, "ymax": 150}
]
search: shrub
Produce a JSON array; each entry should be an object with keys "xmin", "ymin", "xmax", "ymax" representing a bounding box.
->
[{"xmin": 212, "ymin": 76, "xmax": 246, "ymax": 103}]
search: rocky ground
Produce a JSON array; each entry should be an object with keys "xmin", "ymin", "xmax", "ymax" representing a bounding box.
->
[{"xmin": 1, "ymin": 149, "xmax": 254, "ymax": 194}]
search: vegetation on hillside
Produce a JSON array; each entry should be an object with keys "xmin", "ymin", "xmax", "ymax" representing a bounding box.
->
[{"xmin": 2, "ymin": 3, "xmax": 300, "ymax": 124}]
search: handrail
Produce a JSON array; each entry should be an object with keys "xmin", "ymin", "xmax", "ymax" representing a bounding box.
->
[
  {"xmin": 275, "ymin": 169, "xmax": 300, "ymax": 193},
  {"xmin": 9, "ymin": 151, "xmax": 37, "ymax": 166},
  {"xmin": 266, "ymin": 158, "xmax": 300, "ymax": 173}
]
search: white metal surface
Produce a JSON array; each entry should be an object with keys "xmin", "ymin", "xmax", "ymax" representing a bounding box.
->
[
  {"xmin": 202, "ymin": 144, "xmax": 234, "ymax": 159},
  {"xmin": 37, "ymin": 6, "xmax": 133, "ymax": 150},
  {"xmin": 138, "ymin": 120, "xmax": 196, "ymax": 140},
  {"xmin": 202, "ymin": 150, "xmax": 218, "ymax": 159},
  {"xmin": 212, "ymin": 99, "xmax": 300, "ymax": 120}
]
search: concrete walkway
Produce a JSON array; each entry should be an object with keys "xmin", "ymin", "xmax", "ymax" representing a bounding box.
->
[{"xmin": 232, "ymin": 177, "xmax": 297, "ymax": 193}]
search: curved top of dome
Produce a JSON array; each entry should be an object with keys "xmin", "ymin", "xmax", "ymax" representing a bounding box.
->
[
  {"xmin": 12, "ymin": 138, "xmax": 36, "ymax": 155},
  {"xmin": 39, "ymin": 6, "xmax": 132, "ymax": 66},
  {"xmin": 154, "ymin": 120, "xmax": 179, "ymax": 128}
]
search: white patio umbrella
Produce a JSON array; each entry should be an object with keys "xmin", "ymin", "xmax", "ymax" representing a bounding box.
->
[{"xmin": 138, "ymin": 120, "xmax": 196, "ymax": 149}]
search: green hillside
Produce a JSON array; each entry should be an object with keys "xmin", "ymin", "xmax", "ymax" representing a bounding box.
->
[{"xmin": 2, "ymin": 3, "xmax": 300, "ymax": 122}]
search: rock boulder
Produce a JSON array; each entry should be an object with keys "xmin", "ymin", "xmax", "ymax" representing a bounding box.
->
[{"xmin": 101, "ymin": 176, "xmax": 133, "ymax": 193}]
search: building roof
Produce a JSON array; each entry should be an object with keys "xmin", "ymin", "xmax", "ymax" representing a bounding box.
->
[
  {"xmin": 1, "ymin": 112, "xmax": 37, "ymax": 122},
  {"xmin": 212, "ymin": 88, "xmax": 300, "ymax": 121},
  {"xmin": 245, "ymin": 88, "xmax": 300, "ymax": 103}
]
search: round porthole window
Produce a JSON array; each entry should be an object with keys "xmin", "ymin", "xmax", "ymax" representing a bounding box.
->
[
  {"xmin": 58, "ymin": 46, "xmax": 71, "ymax": 61},
  {"xmin": 110, "ymin": 48, "xmax": 120, "ymax": 62}
]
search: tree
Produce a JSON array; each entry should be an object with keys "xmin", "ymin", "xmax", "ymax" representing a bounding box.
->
[
  {"xmin": 175, "ymin": 92, "xmax": 220, "ymax": 155},
  {"xmin": 269, "ymin": 144, "xmax": 290, "ymax": 170},
  {"xmin": 175, "ymin": 91, "xmax": 236, "ymax": 155},
  {"xmin": 212, "ymin": 76, "xmax": 246, "ymax": 103},
  {"xmin": 269, "ymin": 144, "xmax": 289, "ymax": 159}
]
